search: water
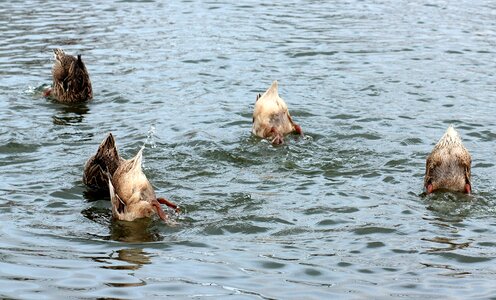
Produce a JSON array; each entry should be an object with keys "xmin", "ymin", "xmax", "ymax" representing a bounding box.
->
[{"xmin": 1, "ymin": 0, "xmax": 496, "ymax": 298}]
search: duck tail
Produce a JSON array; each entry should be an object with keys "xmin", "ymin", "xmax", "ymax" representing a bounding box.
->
[
  {"xmin": 53, "ymin": 48, "xmax": 65, "ymax": 62},
  {"xmin": 262, "ymin": 80, "xmax": 279, "ymax": 99},
  {"xmin": 130, "ymin": 148, "xmax": 144, "ymax": 172},
  {"xmin": 77, "ymin": 54, "xmax": 85, "ymax": 68},
  {"xmin": 93, "ymin": 133, "xmax": 120, "ymax": 176},
  {"xmin": 96, "ymin": 133, "xmax": 119, "ymax": 160}
]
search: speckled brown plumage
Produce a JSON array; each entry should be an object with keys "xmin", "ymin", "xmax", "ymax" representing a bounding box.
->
[
  {"xmin": 51, "ymin": 48, "xmax": 92, "ymax": 103},
  {"xmin": 424, "ymin": 126, "xmax": 472, "ymax": 194},
  {"xmin": 252, "ymin": 81, "xmax": 302, "ymax": 145},
  {"xmin": 83, "ymin": 133, "xmax": 122, "ymax": 193}
]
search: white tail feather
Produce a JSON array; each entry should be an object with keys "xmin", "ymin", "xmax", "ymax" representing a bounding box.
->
[
  {"xmin": 130, "ymin": 148, "xmax": 143, "ymax": 171},
  {"xmin": 262, "ymin": 80, "xmax": 279, "ymax": 99}
]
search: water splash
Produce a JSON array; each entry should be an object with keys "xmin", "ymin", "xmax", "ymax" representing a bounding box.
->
[
  {"xmin": 139, "ymin": 125, "xmax": 156, "ymax": 168},
  {"xmin": 145, "ymin": 125, "xmax": 157, "ymax": 149},
  {"xmin": 25, "ymin": 83, "xmax": 51, "ymax": 97}
]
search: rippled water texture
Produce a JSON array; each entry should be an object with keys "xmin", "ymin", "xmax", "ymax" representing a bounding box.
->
[{"xmin": 1, "ymin": 0, "xmax": 496, "ymax": 298}]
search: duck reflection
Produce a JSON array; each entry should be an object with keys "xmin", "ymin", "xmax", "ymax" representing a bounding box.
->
[
  {"xmin": 82, "ymin": 196, "xmax": 166, "ymax": 243},
  {"xmin": 98, "ymin": 247, "xmax": 150, "ymax": 287},
  {"xmin": 421, "ymin": 194, "xmax": 474, "ymax": 257},
  {"xmin": 112, "ymin": 247, "xmax": 151, "ymax": 271},
  {"xmin": 34, "ymin": 82, "xmax": 90, "ymax": 125},
  {"xmin": 420, "ymin": 235, "xmax": 473, "ymax": 277},
  {"xmin": 110, "ymin": 218, "xmax": 163, "ymax": 243},
  {"xmin": 52, "ymin": 102, "xmax": 89, "ymax": 125},
  {"xmin": 421, "ymin": 236, "xmax": 470, "ymax": 253}
]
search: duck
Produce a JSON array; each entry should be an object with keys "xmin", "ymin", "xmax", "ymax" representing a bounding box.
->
[
  {"xmin": 83, "ymin": 133, "xmax": 122, "ymax": 193},
  {"xmin": 252, "ymin": 80, "xmax": 303, "ymax": 145},
  {"xmin": 44, "ymin": 48, "xmax": 92, "ymax": 103},
  {"xmin": 424, "ymin": 125, "xmax": 472, "ymax": 194},
  {"xmin": 108, "ymin": 148, "xmax": 179, "ymax": 222}
]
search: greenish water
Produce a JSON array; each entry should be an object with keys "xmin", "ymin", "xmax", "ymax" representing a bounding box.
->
[{"xmin": 1, "ymin": 0, "xmax": 496, "ymax": 298}]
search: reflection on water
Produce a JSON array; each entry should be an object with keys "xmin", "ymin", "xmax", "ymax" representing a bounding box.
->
[
  {"xmin": 88, "ymin": 247, "xmax": 150, "ymax": 288},
  {"xmin": 114, "ymin": 248, "xmax": 151, "ymax": 270},
  {"xmin": 110, "ymin": 219, "xmax": 162, "ymax": 243},
  {"xmin": 81, "ymin": 204, "xmax": 111, "ymax": 227},
  {"xmin": 51, "ymin": 102, "xmax": 89, "ymax": 126},
  {"xmin": 420, "ymin": 262, "xmax": 472, "ymax": 277},
  {"xmin": 421, "ymin": 237, "xmax": 470, "ymax": 253},
  {"xmin": 30, "ymin": 83, "xmax": 90, "ymax": 125},
  {"xmin": 82, "ymin": 205, "xmax": 163, "ymax": 242},
  {"xmin": 423, "ymin": 192, "xmax": 477, "ymax": 220}
]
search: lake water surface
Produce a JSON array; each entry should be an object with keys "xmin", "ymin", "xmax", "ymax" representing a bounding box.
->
[{"xmin": 1, "ymin": 0, "xmax": 496, "ymax": 298}]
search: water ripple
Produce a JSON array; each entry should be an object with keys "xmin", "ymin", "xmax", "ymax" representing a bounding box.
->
[{"xmin": 0, "ymin": 0, "xmax": 496, "ymax": 298}]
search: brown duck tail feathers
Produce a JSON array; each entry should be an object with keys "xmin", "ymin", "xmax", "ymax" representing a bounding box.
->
[
  {"xmin": 53, "ymin": 48, "xmax": 65, "ymax": 61},
  {"xmin": 95, "ymin": 133, "xmax": 119, "ymax": 162},
  {"xmin": 98, "ymin": 132, "xmax": 116, "ymax": 151},
  {"xmin": 83, "ymin": 163, "xmax": 107, "ymax": 189},
  {"xmin": 77, "ymin": 54, "xmax": 85, "ymax": 68}
]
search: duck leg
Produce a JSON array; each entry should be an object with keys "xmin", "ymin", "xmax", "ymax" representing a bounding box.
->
[
  {"xmin": 157, "ymin": 197, "xmax": 181, "ymax": 213},
  {"xmin": 152, "ymin": 199, "xmax": 169, "ymax": 221}
]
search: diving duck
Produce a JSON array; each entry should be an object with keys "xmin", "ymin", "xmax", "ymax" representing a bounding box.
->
[
  {"xmin": 83, "ymin": 133, "xmax": 122, "ymax": 193},
  {"xmin": 45, "ymin": 48, "xmax": 92, "ymax": 103},
  {"xmin": 109, "ymin": 148, "xmax": 179, "ymax": 222},
  {"xmin": 424, "ymin": 125, "xmax": 472, "ymax": 194},
  {"xmin": 252, "ymin": 80, "xmax": 303, "ymax": 145}
]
